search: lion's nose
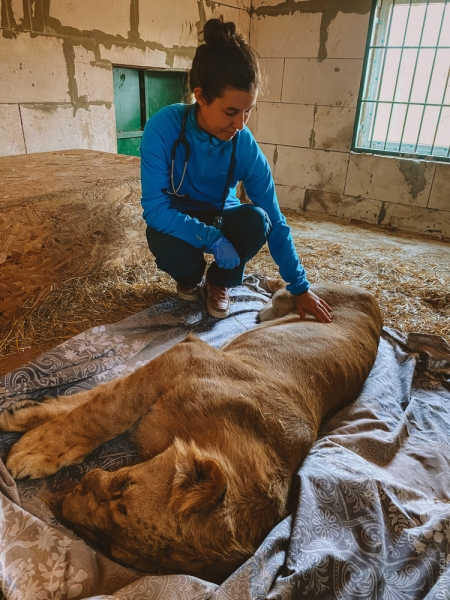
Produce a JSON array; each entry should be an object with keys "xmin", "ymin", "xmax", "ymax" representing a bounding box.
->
[
  {"xmin": 75, "ymin": 468, "xmax": 106, "ymax": 496},
  {"xmin": 76, "ymin": 468, "xmax": 126, "ymax": 505}
]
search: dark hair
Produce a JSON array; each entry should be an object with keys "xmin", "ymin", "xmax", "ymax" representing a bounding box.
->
[{"xmin": 189, "ymin": 18, "xmax": 260, "ymax": 104}]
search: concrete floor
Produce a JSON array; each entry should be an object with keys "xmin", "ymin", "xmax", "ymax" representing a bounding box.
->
[{"xmin": 290, "ymin": 212, "xmax": 450, "ymax": 262}]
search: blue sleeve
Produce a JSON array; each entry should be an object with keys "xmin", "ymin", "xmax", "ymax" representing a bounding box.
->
[
  {"xmin": 140, "ymin": 108, "xmax": 222, "ymax": 251},
  {"xmin": 237, "ymin": 132, "xmax": 310, "ymax": 296}
]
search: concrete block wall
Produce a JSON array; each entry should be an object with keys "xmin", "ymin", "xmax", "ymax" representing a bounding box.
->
[
  {"xmin": 250, "ymin": 0, "xmax": 450, "ymax": 241},
  {"xmin": 1, "ymin": 0, "xmax": 449, "ymax": 240},
  {"xmin": 0, "ymin": 0, "xmax": 250, "ymax": 157}
]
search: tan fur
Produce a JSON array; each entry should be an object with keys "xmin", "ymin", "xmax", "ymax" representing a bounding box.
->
[
  {"xmin": 0, "ymin": 283, "xmax": 382, "ymax": 583},
  {"xmin": 259, "ymin": 288, "xmax": 297, "ymax": 322}
]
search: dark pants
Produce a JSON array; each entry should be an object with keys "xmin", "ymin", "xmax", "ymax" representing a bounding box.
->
[{"xmin": 146, "ymin": 204, "xmax": 271, "ymax": 288}]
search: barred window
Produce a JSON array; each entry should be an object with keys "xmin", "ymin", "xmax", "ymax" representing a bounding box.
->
[{"xmin": 353, "ymin": 0, "xmax": 450, "ymax": 161}]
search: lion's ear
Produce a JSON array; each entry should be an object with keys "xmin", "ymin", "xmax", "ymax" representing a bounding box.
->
[{"xmin": 170, "ymin": 441, "xmax": 227, "ymax": 515}]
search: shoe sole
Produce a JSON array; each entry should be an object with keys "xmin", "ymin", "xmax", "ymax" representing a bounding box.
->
[
  {"xmin": 177, "ymin": 290, "xmax": 199, "ymax": 301},
  {"xmin": 207, "ymin": 300, "xmax": 230, "ymax": 319}
]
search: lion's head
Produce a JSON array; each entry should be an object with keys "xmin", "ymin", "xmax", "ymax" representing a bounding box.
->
[{"xmin": 62, "ymin": 439, "xmax": 254, "ymax": 582}]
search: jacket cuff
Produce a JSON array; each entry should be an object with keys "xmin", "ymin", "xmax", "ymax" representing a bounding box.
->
[
  {"xmin": 204, "ymin": 229, "xmax": 224, "ymax": 252},
  {"xmin": 286, "ymin": 280, "xmax": 310, "ymax": 296}
]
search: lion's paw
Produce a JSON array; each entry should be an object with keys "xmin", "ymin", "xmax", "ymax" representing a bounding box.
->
[
  {"xmin": 7, "ymin": 445, "xmax": 60, "ymax": 480},
  {"xmin": 0, "ymin": 395, "xmax": 64, "ymax": 432},
  {"xmin": 6, "ymin": 424, "xmax": 92, "ymax": 479},
  {"xmin": 0, "ymin": 400, "xmax": 43, "ymax": 432}
]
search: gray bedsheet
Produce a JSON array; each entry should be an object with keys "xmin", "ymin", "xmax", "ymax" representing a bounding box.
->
[{"xmin": 0, "ymin": 276, "xmax": 449, "ymax": 600}]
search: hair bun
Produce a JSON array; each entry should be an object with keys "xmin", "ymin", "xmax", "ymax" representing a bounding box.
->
[
  {"xmin": 190, "ymin": 17, "xmax": 260, "ymax": 103},
  {"xmin": 203, "ymin": 18, "xmax": 244, "ymax": 48}
]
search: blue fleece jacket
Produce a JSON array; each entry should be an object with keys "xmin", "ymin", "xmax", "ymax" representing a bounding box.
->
[{"xmin": 140, "ymin": 103, "xmax": 310, "ymax": 296}]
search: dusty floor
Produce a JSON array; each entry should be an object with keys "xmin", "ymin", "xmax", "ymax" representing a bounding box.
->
[{"xmin": 1, "ymin": 210, "xmax": 449, "ymax": 376}]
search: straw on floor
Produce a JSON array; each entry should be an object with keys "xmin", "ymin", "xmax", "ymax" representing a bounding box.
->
[{"xmin": 1, "ymin": 211, "xmax": 449, "ymax": 360}]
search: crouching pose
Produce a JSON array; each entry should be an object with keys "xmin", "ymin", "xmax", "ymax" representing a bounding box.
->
[
  {"xmin": 0, "ymin": 283, "xmax": 382, "ymax": 584},
  {"xmin": 141, "ymin": 17, "xmax": 331, "ymax": 323}
]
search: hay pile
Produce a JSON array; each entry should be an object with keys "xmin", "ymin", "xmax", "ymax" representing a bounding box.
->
[
  {"xmin": 0, "ymin": 265, "xmax": 173, "ymax": 357},
  {"xmin": 1, "ymin": 211, "xmax": 449, "ymax": 363}
]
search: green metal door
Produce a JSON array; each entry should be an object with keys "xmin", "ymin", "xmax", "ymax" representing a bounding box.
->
[
  {"xmin": 113, "ymin": 67, "xmax": 187, "ymax": 157},
  {"xmin": 145, "ymin": 70, "xmax": 188, "ymax": 121},
  {"xmin": 113, "ymin": 67, "xmax": 144, "ymax": 157}
]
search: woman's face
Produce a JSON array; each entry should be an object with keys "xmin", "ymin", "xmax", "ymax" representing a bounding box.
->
[{"xmin": 194, "ymin": 86, "xmax": 258, "ymax": 141}]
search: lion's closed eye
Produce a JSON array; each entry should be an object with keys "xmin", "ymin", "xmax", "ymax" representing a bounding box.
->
[
  {"xmin": 110, "ymin": 479, "xmax": 135, "ymax": 501},
  {"xmin": 121, "ymin": 480, "xmax": 135, "ymax": 492}
]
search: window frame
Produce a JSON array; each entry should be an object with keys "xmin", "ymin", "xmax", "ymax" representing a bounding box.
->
[{"xmin": 352, "ymin": 0, "xmax": 450, "ymax": 163}]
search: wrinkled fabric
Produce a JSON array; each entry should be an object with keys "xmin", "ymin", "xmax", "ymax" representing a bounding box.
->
[{"xmin": 0, "ymin": 277, "xmax": 449, "ymax": 600}]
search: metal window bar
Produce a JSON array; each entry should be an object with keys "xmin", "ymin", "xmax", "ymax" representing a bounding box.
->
[
  {"xmin": 431, "ymin": 67, "xmax": 450, "ymax": 155},
  {"xmin": 353, "ymin": 0, "xmax": 450, "ymax": 162},
  {"xmin": 356, "ymin": 1, "xmax": 389, "ymax": 149},
  {"xmin": 365, "ymin": 0, "xmax": 397, "ymax": 151},
  {"xmin": 397, "ymin": 0, "xmax": 429, "ymax": 154},
  {"xmin": 382, "ymin": 0, "xmax": 415, "ymax": 152},
  {"xmin": 430, "ymin": 1, "xmax": 450, "ymax": 155},
  {"xmin": 370, "ymin": 45, "xmax": 450, "ymax": 48},
  {"xmin": 415, "ymin": 1, "xmax": 447, "ymax": 153}
]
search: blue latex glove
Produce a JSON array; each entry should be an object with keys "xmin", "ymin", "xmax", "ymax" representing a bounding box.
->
[{"xmin": 210, "ymin": 237, "xmax": 240, "ymax": 269}]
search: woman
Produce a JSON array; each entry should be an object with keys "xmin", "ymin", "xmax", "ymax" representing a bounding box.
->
[{"xmin": 140, "ymin": 18, "xmax": 331, "ymax": 322}]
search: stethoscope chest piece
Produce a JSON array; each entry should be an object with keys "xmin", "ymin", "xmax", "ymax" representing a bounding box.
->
[
  {"xmin": 164, "ymin": 104, "xmax": 237, "ymax": 230},
  {"xmin": 213, "ymin": 215, "xmax": 223, "ymax": 229}
]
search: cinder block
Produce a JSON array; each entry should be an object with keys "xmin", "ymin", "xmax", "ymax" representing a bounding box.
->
[
  {"xmin": 345, "ymin": 153, "xmax": 436, "ymax": 207},
  {"xmin": 259, "ymin": 58, "xmax": 284, "ymax": 102},
  {"xmin": 173, "ymin": 55, "xmax": 192, "ymax": 70},
  {"xmin": 380, "ymin": 202, "xmax": 450, "ymax": 240},
  {"xmin": 0, "ymin": 105, "xmax": 26, "ymax": 157},
  {"xmin": 282, "ymin": 58, "xmax": 363, "ymax": 107},
  {"xmin": 276, "ymin": 185, "xmax": 306, "ymax": 210},
  {"xmin": 210, "ymin": 5, "xmax": 251, "ymax": 39},
  {"xmin": 99, "ymin": 45, "xmax": 169, "ymax": 69},
  {"xmin": 74, "ymin": 52, "xmax": 114, "ymax": 103},
  {"xmin": 313, "ymin": 106, "xmax": 356, "ymax": 152},
  {"xmin": 72, "ymin": 46, "xmax": 95, "ymax": 63},
  {"xmin": 428, "ymin": 163, "xmax": 450, "ymax": 212},
  {"xmin": 218, "ymin": 0, "xmax": 251, "ymax": 9},
  {"xmin": 275, "ymin": 146, "xmax": 349, "ymax": 193},
  {"xmin": 246, "ymin": 109, "xmax": 258, "ymax": 139},
  {"xmin": 256, "ymin": 143, "xmax": 277, "ymax": 177},
  {"xmin": 139, "ymin": 1, "xmax": 199, "ymax": 48},
  {"xmin": 251, "ymin": 12, "xmax": 321, "ymax": 58},
  {"xmin": 254, "ymin": 102, "xmax": 314, "ymax": 148},
  {"xmin": 49, "ymin": 0, "xmax": 130, "ymax": 38},
  {"xmin": 86, "ymin": 105, "xmax": 118, "ymax": 153},
  {"xmin": 0, "ymin": 33, "xmax": 69, "ymax": 104},
  {"xmin": 21, "ymin": 104, "xmax": 117, "ymax": 154},
  {"xmin": 10, "ymin": 0, "xmax": 26, "ymax": 28},
  {"xmin": 252, "ymin": 0, "xmax": 287, "ymax": 7},
  {"xmin": 304, "ymin": 190, "xmax": 382, "ymax": 224},
  {"xmin": 326, "ymin": 12, "xmax": 371, "ymax": 59}
]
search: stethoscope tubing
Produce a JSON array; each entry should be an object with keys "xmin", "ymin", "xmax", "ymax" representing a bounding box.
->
[
  {"xmin": 162, "ymin": 104, "xmax": 237, "ymax": 228},
  {"xmin": 170, "ymin": 158, "xmax": 188, "ymax": 196}
]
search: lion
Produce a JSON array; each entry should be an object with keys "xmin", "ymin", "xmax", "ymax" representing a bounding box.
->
[{"xmin": 0, "ymin": 283, "xmax": 382, "ymax": 583}]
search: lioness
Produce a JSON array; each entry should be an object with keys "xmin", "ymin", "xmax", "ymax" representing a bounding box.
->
[{"xmin": 0, "ymin": 283, "xmax": 382, "ymax": 583}]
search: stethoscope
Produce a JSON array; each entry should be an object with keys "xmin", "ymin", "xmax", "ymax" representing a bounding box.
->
[{"xmin": 162, "ymin": 104, "xmax": 237, "ymax": 230}]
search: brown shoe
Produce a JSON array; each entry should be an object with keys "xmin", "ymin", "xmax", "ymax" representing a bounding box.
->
[
  {"xmin": 176, "ymin": 283, "xmax": 199, "ymax": 301},
  {"xmin": 206, "ymin": 283, "xmax": 230, "ymax": 319}
]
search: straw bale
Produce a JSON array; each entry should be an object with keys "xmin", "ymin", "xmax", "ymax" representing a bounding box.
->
[{"xmin": 0, "ymin": 149, "xmax": 144, "ymax": 331}]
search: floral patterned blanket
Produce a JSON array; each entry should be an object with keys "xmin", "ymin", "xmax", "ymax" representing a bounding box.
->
[{"xmin": 0, "ymin": 276, "xmax": 449, "ymax": 600}]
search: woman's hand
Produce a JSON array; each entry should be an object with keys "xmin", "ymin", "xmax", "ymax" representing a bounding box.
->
[
  {"xmin": 295, "ymin": 290, "xmax": 332, "ymax": 323},
  {"xmin": 210, "ymin": 237, "xmax": 240, "ymax": 269}
]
